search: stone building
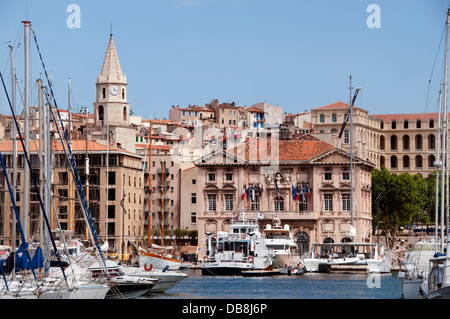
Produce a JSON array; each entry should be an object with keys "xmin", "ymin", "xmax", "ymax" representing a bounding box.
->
[
  {"xmin": 0, "ymin": 139, "xmax": 146, "ymax": 256},
  {"xmin": 311, "ymin": 101, "xmax": 442, "ymax": 178},
  {"xmin": 193, "ymin": 135, "xmax": 374, "ymax": 259}
]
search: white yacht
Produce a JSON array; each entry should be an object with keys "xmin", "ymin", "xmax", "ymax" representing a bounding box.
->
[
  {"xmin": 420, "ymin": 243, "xmax": 450, "ymax": 299},
  {"xmin": 121, "ymin": 265, "xmax": 188, "ymax": 293},
  {"xmin": 398, "ymin": 238, "xmax": 435, "ymax": 299},
  {"xmin": 263, "ymin": 219, "xmax": 301, "ymax": 268},
  {"xmin": 202, "ymin": 217, "xmax": 274, "ymax": 276},
  {"xmin": 303, "ymin": 242, "xmax": 391, "ymax": 273}
]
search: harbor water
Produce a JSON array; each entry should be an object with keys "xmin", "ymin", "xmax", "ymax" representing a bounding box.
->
[{"xmin": 143, "ymin": 269, "xmax": 403, "ymax": 299}]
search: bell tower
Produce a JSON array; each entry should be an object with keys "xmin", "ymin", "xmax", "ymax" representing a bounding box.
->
[{"xmin": 94, "ymin": 33, "xmax": 130, "ymax": 127}]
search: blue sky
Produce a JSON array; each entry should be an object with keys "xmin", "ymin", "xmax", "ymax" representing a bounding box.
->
[{"xmin": 0, "ymin": 0, "xmax": 447, "ymax": 119}]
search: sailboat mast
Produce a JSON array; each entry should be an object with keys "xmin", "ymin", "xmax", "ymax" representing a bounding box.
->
[
  {"xmin": 148, "ymin": 120, "xmax": 152, "ymax": 247},
  {"xmin": 161, "ymin": 160, "xmax": 165, "ymax": 246},
  {"xmin": 445, "ymin": 9, "xmax": 450, "ymax": 253},
  {"xmin": 435, "ymin": 89, "xmax": 442, "ymax": 254},
  {"xmin": 441, "ymin": 9, "xmax": 450, "ymax": 254},
  {"xmin": 349, "ymin": 75, "xmax": 353, "ymax": 228},
  {"xmin": 9, "ymin": 44, "xmax": 17, "ymax": 280},
  {"xmin": 22, "ymin": 20, "xmax": 31, "ymax": 241},
  {"xmin": 38, "ymin": 77, "xmax": 44, "ymax": 275}
]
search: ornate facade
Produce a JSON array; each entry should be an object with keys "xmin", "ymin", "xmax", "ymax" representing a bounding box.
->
[{"xmin": 194, "ymin": 136, "xmax": 375, "ymax": 259}]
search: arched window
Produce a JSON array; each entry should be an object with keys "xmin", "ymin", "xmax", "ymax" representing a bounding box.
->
[
  {"xmin": 403, "ymin": 155, "xmax": 410, "ymax": 168},
  {"xmin": 274, "ymin": 196, "xmax": 284, "ymax": 211},
  {"xmin": 123, "ymin": 107, "xmax": 127, "ymax": 121},
  {"xmin": 102, "ymin": 88, "xmax": 106, "ymax": 99},
  {"xmin": 428, "ymin": 155, "xmax": 436, "ymax": 168},
  {"xmin": 380, "ymin": 135, "xmax": 385, "ymax": 150},
  {"xmin": 416, "ymin": 120, "xmax": 421, "ymax": 128},
  {"xmin": 403, "ymin": 135, "xmax": 410, "ymax": 150},
  {"xmin": 331, "ymin": 128, "xmax": 338, "ymax": 134},
  {"xmin": 391, "ymin": 121, "xmax": 396, "ymax": 129},
  {"xmin": 319, "ymin": 114, "xmax": 325, "ymax": 123},
  {"xmin": 295, "ymin": 232, "xmax": 310, "ymax": 256},
  {"xmin": 122, "ymin": 88, "xmax": 125, "ymax": 99},
  {"xmin": 390, "ymin": 135, "xmax": 397, "ymax": 150},
  {"xmin": 429, "ymin": 119, "xmax": 434, "ymax": 128},
  {"xmin": 98, "ymin": 105, "xmax": 104, "ymax": 121},
  {"xmin": 380, "ymin": 156, "xmax": 385, "ymax": 167},
  {"xmin": 390, "ymin": 156, "xmax": 398, "ymax": 169},
  {"xmin": 429, "ymin": 134, "xmax": 435, "ymax": 150},
  {"xmin": 403, "ymin": 120, "xmax": 408, "ymax": 129},
  {"xmin": 332, "ymin": 114, "xmax": 337, "ymax": 123},
  {"xmin": 415, "ymin": 155, "xmax": 423, "ymax": 168},
  {"xmin": 416, "ymin": 135, "xmax": 423, "ymax": 150}
]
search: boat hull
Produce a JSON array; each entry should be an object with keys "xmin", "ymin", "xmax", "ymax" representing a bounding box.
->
[
  {"xmin": 273, "ymin": 254, "xmax": 301, "ymax": 268},
  {"xmin": 106, "ymin": 283, "xmax": 153, "ymax": 299},
  {"xmin": 139, "ymin": 253, "xmax": 181, "ymax": 270},
  {"xmin": 303, "ymin": 258, "xmax": 329, "ymax": 272},
  {"xmin": 366, "ymin": 257, "xmax": 392, "ymax": 273},
  {"xmin": 427, "ymin": 285, "xmax": 450, "ymax": 299},
  {"xmin": 121, "ymin": 266, "xmax": 188, "ymax": 293},
  {"xmin": 401, "ymin": 279, "xmax": 423, "ymax": 299},
  {"xmin": 69, "ymin": 284, "xmax": 110, "ymax": 299}
]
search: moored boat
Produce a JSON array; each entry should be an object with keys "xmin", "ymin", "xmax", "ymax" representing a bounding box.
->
[
  {"xmin": 263, "ymin": 218, "xmax": 301, "ymax": 268},
  {"xmin": 201, "ymin": 217, "xmax": 274, "ymax": 276}
]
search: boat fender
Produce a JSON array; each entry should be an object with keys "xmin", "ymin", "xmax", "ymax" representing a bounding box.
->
[
  {"xmin": 144, "ymin": 263, "xmax": 153, "ymax": 271},
  {"xmin": 248, "ymin": 256, "xmax": 254, "ymax": 262},
  {"xmin": 204, "ymin": 256, "xmax": 209, "ymax": 262}
]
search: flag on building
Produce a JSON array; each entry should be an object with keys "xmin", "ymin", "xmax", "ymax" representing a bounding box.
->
[
  {"xmin": 275, "ymin": 180, "xmax": 280, "ymax": 204},
  {"xmin": 252, "ymin": 184, "xmax": 255, "ymax": 201},
  {"xmin": 292, "ymin": 185, "xmax": 296, "ymax": 201},
  {"xmin": 242, "ymin": 184, "xmax": 246, "ymax": 200},
  {"xmin": 300, "ymin": 183, "xmax": 305, "ymax": 201}
]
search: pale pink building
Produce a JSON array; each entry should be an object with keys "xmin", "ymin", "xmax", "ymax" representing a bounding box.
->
[{"xmin": 194, "ymin": 136, "xmax": 375, "ymax": 259}]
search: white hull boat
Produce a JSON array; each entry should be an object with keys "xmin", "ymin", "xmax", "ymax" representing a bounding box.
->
[
  {"xmin": 202, "ymin": 217, "xmax": 274, "ymax": 276},
  {"xmin": 263, "ymin": 219, "xmax": 301, "ymax": 268},
  {"xmin": 121, "ymin": 266, "xmax": 187, "ymax": 293}
]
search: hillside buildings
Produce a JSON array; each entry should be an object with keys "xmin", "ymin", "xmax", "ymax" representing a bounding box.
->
[{"xmin": 0, "ymin": 34, "xmax": 441, "ymax": 259}]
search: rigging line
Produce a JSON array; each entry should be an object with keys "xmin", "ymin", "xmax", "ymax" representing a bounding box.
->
[
  {"xmin": 28, "ymin": 114, "xmax": 76, "ymax": 278},
  {"xmin": 0, "ymin": 70, "xmax": 68, "ymax": 286},
  {"xmin": 30, "ymin": 27, "xmax": 108, "ymax": 272},
  {"xmin": 425, "ymin": 23, "xmax": 446, "ymax": 113},
  {"xmin": 0, "ymin": 135, "xmax": 36, "ymax": 281},
  {"xmin": 46, "ymin": 91, "xmax": 109, "ymax": 275}
]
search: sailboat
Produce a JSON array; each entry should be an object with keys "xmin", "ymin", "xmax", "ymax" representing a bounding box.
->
[
  {"xmin": 139, "ymin": 157, "xmax": 181, "ymax": 270},
  {"xmin": 420, "ymin": 8, "xmax": 450, "ymax": 299},
  {"xmin": 302, "ymin": 78, "xmax": 391, "ymax": 273},
  {"xmin": 0, "ymin": 21, "xmax": 119, "ymax": 299}
]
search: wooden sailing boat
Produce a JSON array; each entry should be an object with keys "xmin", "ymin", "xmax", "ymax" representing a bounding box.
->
[{"xmin": 139, "ymin": 147, "xmax": 181, "ymax": 270}]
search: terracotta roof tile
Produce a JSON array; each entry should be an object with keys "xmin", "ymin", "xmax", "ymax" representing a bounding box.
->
[
  {"xmin": 233, "ymin": 137, "xmax": 334, "ymax": 162},
  {"xmin": 314, "ymin": 101, "xmax": 349, "ymax": 110}
]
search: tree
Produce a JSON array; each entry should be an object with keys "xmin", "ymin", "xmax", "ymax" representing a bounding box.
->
[{"xmin": 371, "ymin": 167, "xmax": 430, "ymax": 249}]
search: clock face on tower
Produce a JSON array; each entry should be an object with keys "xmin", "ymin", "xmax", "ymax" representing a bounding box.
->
[{"xmin": 109, "ymin": 85, "xmax": 119, "ymax": 96}]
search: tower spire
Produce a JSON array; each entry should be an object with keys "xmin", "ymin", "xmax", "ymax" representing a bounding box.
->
[{"xmin": 97, "ymin": 33, "xmax": 126, "ymax": 84}]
